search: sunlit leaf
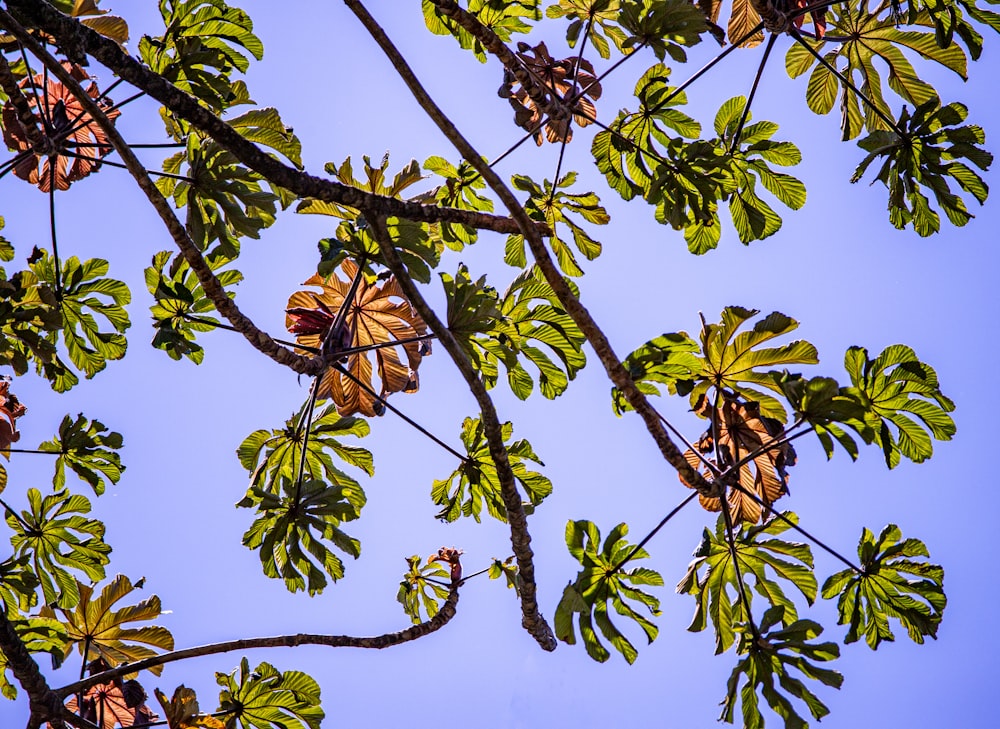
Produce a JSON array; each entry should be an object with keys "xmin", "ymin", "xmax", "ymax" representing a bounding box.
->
[
  {"xmin": 216, "ymin": 658, "xmax": 323, "ymax": 729},
  {"xmin": 38, "ymin": 413, "xmax": 124, "ymax": 495},
  {"xmin": 397, "ymin": 554, "xmax": 451, "ymax": 624}
]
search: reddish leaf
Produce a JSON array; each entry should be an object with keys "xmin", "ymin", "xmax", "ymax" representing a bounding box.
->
[
  {"xmin": 286, "ymin": 261, "xmax": 430, "ymax": 417},
  {"xmin": 1, "ymin": 62, "xmax": 121, "ymax": 191},
  {"xmin": 0, "ymin": 377, "xmax": 25, "ymax": 454},
  {"xmin": 427, "ymin": 546, "xmax": 463, "ymax": 582}
]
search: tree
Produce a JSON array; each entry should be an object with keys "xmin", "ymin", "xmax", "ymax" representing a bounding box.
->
[{"xmin": 0, "ymin": 0, "xmax": 993, "ymax": 726}]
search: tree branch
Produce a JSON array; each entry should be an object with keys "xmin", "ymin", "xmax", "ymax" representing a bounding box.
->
[
  {"xmin": 0, "ymin": 610, "xmax": 65, "ymax": 728},
  {"xmin": 4, "ymin": 0, "xmax": 543, "ymax": 238},
  {"xmin": 0, "ymin": 8, "xmax": 324, "ymax": 378},
  {"xmin": 342, "ymin": 0, "xmax": 717, "ymax": 499},
  {"xmin": 55, "ymin": 583, "xmax": 460, "ymax": 699},
  {"xmin": 367, "ymin": 214, "xmax": 556, "ymax": 651},
  {"xmin": 0, "ymin": 51, "xmax": 52, "ymax": 155}
]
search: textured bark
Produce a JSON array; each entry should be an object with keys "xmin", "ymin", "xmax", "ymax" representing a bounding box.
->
[
  {"xmin": 0, "ymin": 610, "xmax": 65, "ymax": 728},
  {"xmin": 5, "ymin": 0, "xmax": 543, "ymax": 238},
  {"xmin": 367, "ymin": 214, "xmax": 556, "ymax": 651},
  {"xmin": 343, "ymin": 0, "xmax": 717, "ymax": 498},
  {"xmin": 0, "ymin": 8, "xmax": 324, "ymax": 378},
  {"xmin": 55, "ymin": 584, "xmax": 460, "ymax": 699}
]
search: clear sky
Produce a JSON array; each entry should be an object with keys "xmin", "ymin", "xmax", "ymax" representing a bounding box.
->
[{"xmin": 1, "ymin": 1, "xmax": 998, "ymax": 727}]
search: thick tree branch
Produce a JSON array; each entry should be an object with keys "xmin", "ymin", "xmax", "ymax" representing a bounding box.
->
[
  {"xmin": 367, "ymin": 214, "xmax": 556, "ymax": 651},
  {"xmin": 0, "ymin": 610, "xmax": 65, "ymax": 728},
  {"xmin": 4, "ymin": 0, "xmax": 543, "ymax": 237},
  {"xmin": 55, "ymin": 583, "xmax": 460, "ymax": 699},
  {"xmin": 343, "ymin": 0, "xmax": 718, "ymax": 499},
  {"xmin": 0, "ymin": 51, "xmax": 52, "ymax": 155},
  {"xmin": 0, "ymin": 8, "xmax": 324, "ymax": 377}
]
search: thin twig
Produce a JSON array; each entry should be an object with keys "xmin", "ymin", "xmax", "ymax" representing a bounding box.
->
[
  {"xmin": 609, "ymin": 492, "xmax": 698, "ymax": 574},
  {"xmin": 729, "ymin": 33, "xmax": 777, "ymax": 155}
]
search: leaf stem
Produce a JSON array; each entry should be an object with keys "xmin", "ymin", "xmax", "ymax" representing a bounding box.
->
[
  {"xmin": 729, "ymin": 33, "xmax": 777, "ymax": 155},
  {"xmin": 609, "ymin": 492, "xmax": 698, "ymax": 575}
]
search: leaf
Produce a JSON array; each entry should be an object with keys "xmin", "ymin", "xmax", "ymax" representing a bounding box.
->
[
  {"xmin": 0, "ymin": 377, "xmax": 26, "ymax": 458},
  {"xmin": 0, "ymin": 615, "xmax": 67, "ymax": 700},
  {"xmin": 612, "ymin": 332, "xmax": 701, "ymax": 415},
  {"xmin": 506, "ymin": 173, "xmax": 608, "ymax": 277},
  {"xmin": 216, "ymin": 658, "xmax": 324, "ymax": 729},
  {"xmin": 727, "ymin": 0, "xmax": 764, "ymax": 47},
  {"xmin": 787, "ymin": 5, "xmax": 967, "ymax": 140},
  {"xmin": 241, "ymin": 477, "xmax": 361, "ymax": 595},
  {"xmin": 0, "ymin": 62, "xmax": 121, "ymax": 190},
  {"xmin": 38, "ymin": 414, "xmax": 124, "ymax": 496},
  {"xmin": 547, "ymin": 0, "xmax": 629, "ymax": 59},
  {"xmin": 822, "ymin": 524, "xmax": 946, "ymax": 649},
  {"xmin": 681, "ymin": 395, "xmax": 796, "ymax": 525},
  {"xmin": 852, "ymin": 101, "xmax": 991, "ymax": 236},
  {"xmin": 618, "ymin": 0, "xmax": 709, "ymax": 62},
  {"xmin": 843, "ymin": 343, "xmax": 955, "ymax": 467},
  {"xmin": 775, "ymin": 373, "xmax": 869, "ymax": 460},
  {"xmin": 396, "ymin": 554, "xmax": 451, "ymax": 624},
  {"xmin": 65, "ymin": 668, "xmax": 155, "ymax": 729},
  {"xmin": 488, "ymin": 556, "xmax": 520, "ymax": 595},
  {"xmin": 431, "ymin": 417, "xmax": 551, "ymax": 523},
  {"xmin": 423, "ymin": 0, "xmax": 540, "ymax": 62},
  {"xmin": 7, "ymin": 488, "xmax": 110, "ymax": 608},
  {"xmin": 555, "ymin": 520, "xmax": 663, "ymax": 664},
  {"xmin": 157, "ymin": 686, "xmax": 226, "ymax": 729},
  {"xmin": 721, "ymin": 613, "xmax": 842, "ymax": 727},
  {"xmin": 236, "ymin": 403, "xmax": 371, "ymax": 511},
  {"xmin": 677, "ymin": 514, "xmax": 816, "ymax": 654},
  {"xmin": 286, "ymin": 260, "xmax": 430, "ymax": 417},
  {"xmin": 423, "ymin": 156, "xmax": 494, "ymax": 249},
  {"xmin": 40, "ymin": 575, "xmax": 174, "ymax": 676},
  {"xmin": 23, "ymin": 251, "xmax": 130, "ymax": 388},
  {"xmin": 139, "ymin": 0, "xmax": 263, "ymax": 112}
]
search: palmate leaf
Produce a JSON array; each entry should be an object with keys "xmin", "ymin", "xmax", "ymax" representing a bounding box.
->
[
  {"xmin": 612, "ymin": 331, "xmax": 701, "ymax": 415},
  {"xmin": 423, "ymin": 155, "xmax": 494, "ymax": 249},
  {"xmin": 721, "ymin": 608, "xmax": 843, "ymax": 728},
  {"xmin": 158, "ymin": 129, "xmax": 289, "ymax": 257},
  {"xmin": 65, "ymin": 672, "xmax": 152, "ymax": 729},
  {"xmin": 843, "ymin": 343, "xmax": 955, "ymax": 467},
  {"xmin": 396, "ymin": 554, "xmax": 451, "ymax": 624},
  {"xmin": 445, "ymin": 265, "xmax": 585, "ymax": 400},
  {"xmin": 709, "ymin": 97, "xmax": 806, "ymax": 249},
  {"xmin": 681, "ymin": 395, "xmax": 796, "ymax": 524},
  {"xmin": 146, "ymin": 250, "xmax": 243, "ymax": 364},
  {"xmin": 241, "ymin": 477, "xmax": 361, "ymax": 595},
  {"xmin": 237, "ymin": 403, "xmax": 371, "ymax": 511},
  {"xmin": 0, "ymin": 252, "xmax": 67, "ymax": 385},
  {"xmin": 423, "ymin": 0, "xmax": 540, "ymax": 62},
  {"xmin": 431, "ymin": 417, "xmax": 551, "ymax": 523},
  {"xmin": 822, "ymin": 524, "xmax": 945, "ymax": 649},
  {"xmin": 506, "ymin": 172, "xmax": 609, "ymax": 277},
  {"xmin": 619, "ymin": 0, "xmax": 710, "ymax": 62},
  {"xmin": 691, "ymin": 306, "xmax": 818, "ymax": 422},
  {"xmin": 216, "ymin": 658, "xmax": 323, "ymax": 729},
  {"xmin": 677, "ymin": 513, "xmax": 816, "ymax": 654},
  {"xmin": 157, "ymin": 686, "xmax": 226, "ymax": 729},
  {"xmin": 40, "ymin": 574, "xmax": 174, "ymax": 675},
  {"xmin": 140, "ymin": 0, "xmax": 263, "ymax": 113},
  {"xmin": 852, "ymin": 100, "xmax": 991, "ymax": 236},
  {"xmin": 555, "ymin": 520, "xmax": 663, "ymax": 664},
  {"xmin": 23, "ymin": 251, "xmax": 130, "ymax": 390},
  {"xmin": 785, "ymin": 3, "xmax": 967, "ymax": 140},
  {"xmin": 286, "ymin": 260, "xmax": 430, "ymax": 417},
  {"xmin": 7, "ymin": 488, "xmax": 110, "ymax": 608},
  {"xmin": 775, "ymin": 373, "xmax": 870, "ymax": 460},
  {"xmin": 0, "ymin": 555, "xmax": 40, "ymax": 614},
  {"xmin": 297, "ymin": 154, "xmax": 425, "ymax": 222},
  {"xmin": 38, "ymin": 414, "xmax": 124, "ymax": 496},
  {"xmin": 546, "ymin": 0, "xmax": 628, "ymax": 59},
  {"xmin": 488, "ymin": 556, "xmax": 520, "ymax": 594},
  {"xmin": 0, "ymin": 615, "xmax": 66, "ymax": 700}
]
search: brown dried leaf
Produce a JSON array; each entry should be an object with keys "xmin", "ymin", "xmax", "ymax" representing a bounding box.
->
[
  {"xmin": 286, "ymin": 261, "xmax": 429, "ymax": 417},
  {"xmin": 0, "ymin": 377, "xmax": 25, "ymax": 456},
  {"xmin": 680, "ymin": 395, "xmax": 795, "ymax": 524},
  {"xmin": 727, "ymin": 0, "xmax": 764, "ymax": 47},
  {"xmin": 498, "ymin": 41, "xmax": 601, "ymax": 145},
  {"xmin": 1, "ymin": 62, "xmax": 121, "ymax": 191},
  {"xmin": 64, "ymin": 680, "xmax": 139, "ymax": 729}
]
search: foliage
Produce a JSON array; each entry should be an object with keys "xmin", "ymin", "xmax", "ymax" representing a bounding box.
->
[
  {"xmin": 555, "ymin": 520, "xmax": 663, "ymax": 664},
  {"xmin": 822, "ymin": 524, "xmax": 946, "ymax": 649},
  {"xmin": 38, "ymin": 413, "xmax": 124, "ymax": 495},
  {"xmin": 216, "ymin": 658, "xmax": 324, "ymax": 729},
  {"xmin": 396, "ymin": 553, "xmax": 451, "ymax": 623}
]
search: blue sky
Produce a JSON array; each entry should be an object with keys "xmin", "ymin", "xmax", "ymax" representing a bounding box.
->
[{"xmin": 1, "ymin": 1, "xmax": 998, "ymax": 726}]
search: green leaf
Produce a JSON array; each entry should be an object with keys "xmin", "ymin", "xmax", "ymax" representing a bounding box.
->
[
  {"xmin": 774, "ymin": 373, "xmax": 869, "ymax": 460},
  {"xmin": 432, "ymin": 417, "xmax": 551, "ymax": 523},
  {"xmin": 852, "ymin": 100, "xmax": 991, "ymax": 236},
  {"xmin": 822, "ymin": 524, "xmax": 945, "ymax": 649},
  {"xmin": 146, "ymin": 249, "xmax": 243, "ymax": 363},
  {"xmin": 396, "ymin": 554, "xmax": 451, "ymax": 624},
  {"xmin": 7, "ymin": 488, "xmax": 111, "ymax": 608},
  {"xmin": 721, "ymin": 613, "xmax": 842, "ymax": 727},
  {"xmin": 506, "ymin": 172, "xmax": 609, "ymax": 277},
  {"xmin": 216, "ymin": 657, "xmax": 323, "ymax": 729},
  {"xmin": 423, "ymin": 0, "xmax": 540, "ymax": 62},
  {"xmin": 612, "ymin": 332, "xmax": 701, "ymax": 415},
  {"xmin": 40, "ymin": 574, "xmax": 174, "ymax": 674},
  {"xmin": 0, "ymin": 615, "xmax": 67, "ymax": 700},
  {"xmin": 38, "ymin": 414, "xmax": 124, "ymax": 496},
  {"xmin": 842, "ymin": 343, "xmax": 955, "ymax": 467},
  {"xmin": 547, "ymin": 0, "xmax": 629, "ymax": 59},
  {"xmin": 423, "ymin": 155, "xmax": 494, "ymax": 249},
  {"xmin": 241, "ymin": 477, "xmax": 361, "ymax": 595},
  {"xmin": 677, "ymin": 514, "xmax": 816, "ymax": 655},
  {"xmin": 618, "ymin": 0, "xmax": 709, "ymax": 62},
  {"xmin": 556, "ymin": 520, "xmax": 662, "ymax": 664}
]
